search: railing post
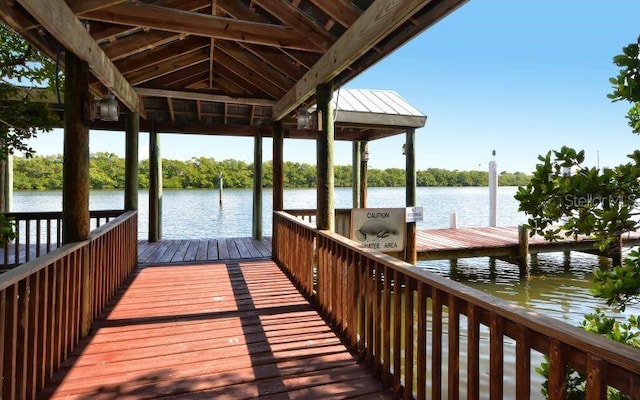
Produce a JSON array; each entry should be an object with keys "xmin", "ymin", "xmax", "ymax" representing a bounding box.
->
[{"xmin": 80, "ymin": 244, "xmax": 92, "ymax": 336}]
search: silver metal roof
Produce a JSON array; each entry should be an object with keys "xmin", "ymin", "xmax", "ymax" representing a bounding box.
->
[{"xmin": 333, "ymin": 89, "xmax": 427, "ymax": 128}]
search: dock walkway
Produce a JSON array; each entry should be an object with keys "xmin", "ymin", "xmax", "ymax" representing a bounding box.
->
[
  {"xmin": 40, "ymin": 259, "xmax": 391, "ymax": 399},
  {"xmin": 416, "ymin": 226, "xmax": 640, "ymax": 261}
]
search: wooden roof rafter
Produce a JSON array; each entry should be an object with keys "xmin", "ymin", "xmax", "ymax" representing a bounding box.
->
[
  {"xmin": 81, "ymin": 2, "xmax": 322, "ymax": 52},
  {"xmin": 2, "ymin": 0, "xmax": 468, "ymax": 141}
]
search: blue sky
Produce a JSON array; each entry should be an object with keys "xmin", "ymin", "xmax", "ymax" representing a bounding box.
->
[{"xmin": 25, "ymin": 0, "xmax": 640, "ymax": 174}]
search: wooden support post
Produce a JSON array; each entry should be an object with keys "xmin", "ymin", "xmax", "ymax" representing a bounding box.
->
[
  {"xmin": 62, "ymin": 50, "xmax": 90, "ymax": 244},
  {"xmin": 316, "ymin": 81, "xmax": 334, "ymax": 231},
  {"xmin": 149, "ymin": 129, "xmax": 162, "ymax": 242},
  {"xmin": 124, "ymin": 109, "xmax": 139, "ymax": 211},
  {"xmin": 5, "ymin": 154, "xmax": 12, "ymax": 212},
  {"xmin": 405, "ymin": 128, "xmax": 417, "ymax": 264},
  {"xmin": 360, "ymin": 141, "xmax": 368, "ymax": 208},
  {"xmin": 273, "ymin": 121, "xmax": 284, "ymax": 211},
  {"xmin": 0, "ymin": 153, "xmax": 13, "ymax": 212},
  {"xmin": 252, "ymin": 129, "xmax": 263, "ymax": 239},
  {"xmin": 352, "ymin": 141, "xmax": 361, "ymax": 208},
  {"xmin": 518, "ymin": 225, "xmax": 529, "ymax": 276}
]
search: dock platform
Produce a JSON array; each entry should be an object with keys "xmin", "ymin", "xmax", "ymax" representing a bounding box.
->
[
  {"xmin": 40, "ymin": 259, "xmax": 392, "ymax": 399},
  {"xmin": 416, "ymin": 226, "xmax": 640, "ymax": 261}
]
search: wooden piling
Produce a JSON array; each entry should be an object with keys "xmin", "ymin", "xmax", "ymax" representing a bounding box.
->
[
  {"xmin": 218, "ymin": 173, "xmax": 223, "ymax": 206},
  {"xmin": 518, "ymin": 225, "xmax": 529, "ymax": 276},
  {"xmin": 62, "ymin": 50, "xmax": 90, "ymax": 244}
]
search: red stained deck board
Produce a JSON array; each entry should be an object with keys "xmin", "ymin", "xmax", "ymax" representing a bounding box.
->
[{"xmin": 40, "ymin": 260, "xmax": 391, "ymax": 399}]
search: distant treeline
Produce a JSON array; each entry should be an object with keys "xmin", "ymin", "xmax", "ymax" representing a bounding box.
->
[{"xmin": 13, "ymin": 153, "xmax": 532, "ymax": 190}]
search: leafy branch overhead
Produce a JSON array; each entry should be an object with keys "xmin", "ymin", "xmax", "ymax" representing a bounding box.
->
[
  {"xmin": 0, "ymin": 23, "xmax": 60, "ymax": 158},
  {"xmin": 608, "ymin": 35, "xmax": 640, "ymax": 134},
  {"xmin": 515, "ymin": 145, "xmax": 640, "ymax": 251}
]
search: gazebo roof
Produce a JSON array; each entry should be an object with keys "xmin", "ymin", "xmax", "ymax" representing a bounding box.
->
[{"xmin": 1, "ymin": 0, "xmax": 465, "ymax": 141}]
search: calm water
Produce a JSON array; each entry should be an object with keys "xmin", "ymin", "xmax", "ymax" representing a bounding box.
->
[{"xmin": 12, "ymin": 186, "xmax": 639, "ymax": 398}]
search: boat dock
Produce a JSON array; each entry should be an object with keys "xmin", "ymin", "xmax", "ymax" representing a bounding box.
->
[{"xmin": 416, "ymin": 226, "xmax": 640, "ymax": 273}]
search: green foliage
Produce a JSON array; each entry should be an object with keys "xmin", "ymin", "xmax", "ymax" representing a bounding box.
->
[
  {"xmin": 13, "ymin": 154, "xmax": 531, "ymax": 190},
  {"xmin": 515, "ymin": 146, "xmax": 640, "ymax": 251},
  {"xmin": 536, "ymin": 309, "xmax": 640, "ymax": 399},
  {"xmin": 608, "ymin": 35, "xmax": 640, "ymax": 134},
  {"xmin": 0, "ymin": 214, "xmax": 16, "ymax": 245},
  {"xmin": 592, "ymin": 249, "xmax": 640, "ymax": 311},
  {"xmin": 0, "ymin": 23, "xmax": 60, "ymax": 158}
]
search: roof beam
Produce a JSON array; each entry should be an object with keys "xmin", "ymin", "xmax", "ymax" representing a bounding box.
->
[
  {"xmin": 16, "ymin": 0, "xmax": 140, "ymax": 113},
  {"xmin": 83, "ymin": 2, "xmax": 322, "ymax": 52},
  {"xmin": 66, "ymin": 0, "xmax": 126, "ymax": 15},
  {"xmin": 134, "ymin": 88, "xmax": 275, "ymax": 107},
  {"xmin": 273, "ymin": 0, "xmax": 432, "ymax": 120}
]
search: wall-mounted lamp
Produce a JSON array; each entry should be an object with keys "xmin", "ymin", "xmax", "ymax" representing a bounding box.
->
[
  {"xmin": 98, "ymin": 93, "xmax": 119, "ymax": 121},
  {"xmin": 402, "ymin": 143, "xmax": 406, "ymax": 155},
  {"xmin": 362, "ymin": 149, "xmax": 369, "ymax": 162},
  {"xmin": 297, "ymin": 106, "xmax": 310, "ymax": 129}
]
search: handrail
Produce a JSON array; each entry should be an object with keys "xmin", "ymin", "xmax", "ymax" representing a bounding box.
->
[
  {"xmin": 284, "ymin": 208, "xmax": 352, "ymax": 237},
  {"xmin": 1, "ymin": 210, "xmax": 125, "ymax": 268},
  {"xmin": 0, "ymin": 211, "xmax": 137, "ymax": 400},
  {"xmin": 273, "ymin": 210, "xmax": 640, "ymax": 399}
]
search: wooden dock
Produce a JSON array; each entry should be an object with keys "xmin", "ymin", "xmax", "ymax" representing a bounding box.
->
[
  {"xmin": 416, "ymin": 226, "xmax": 640, "ymax": 261},
  {"xmin": 40, "ymin": 260, "xmax": 392, "ymax": 399},
  {"xmin": 138, "ymin": 237, "xmax": 273, "ymax": 264}
]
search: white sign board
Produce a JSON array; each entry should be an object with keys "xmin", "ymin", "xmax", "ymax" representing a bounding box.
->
[
  {"xmin": 405, "ymin": 206, "xmax": 424, "ymax": 222},
  {"xmin": 350, "ymin": 208, "xmax": 405, "ymax": 252}
]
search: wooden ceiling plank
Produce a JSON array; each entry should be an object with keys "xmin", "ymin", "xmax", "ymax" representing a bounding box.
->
[
  {"xmin": 280, "ymin": 49, "xmax": 320, "ymax": 69},
  {"xmin": 308, "ymin": 0, "xmax": 360, "ymax": 28},
  {"xmin": 134, "ymin": 88, "xmax": 275, "ymax": 107},
  {"xmin": 144, "ymin": 61, "xmax": 210, "ymax": 88},
  {"xmin": 102, "ymin": 31, "xmax": 181, "ymax": 61},
  {"xmin": 66, "ymin": 0, "xmax": 126, "ymax": 15},
  {"xmin": 251, "ymin": 0, "xmax": 334, "ymax": 52},
  {"xmin": 240, "ymin": 44, "xmax": 305, "ymax": 82},
  {"xmin": 126, "ymin": 49, "xmax": 209, "ymax": 86},
  {"xmin": 211, "ymin": 68, "xmax": 255, "ymax": 96},
  {"xmin": 83, "ymin": 2, "xmax": 321, "ymax": 52},
  {"xmin": 16, "ymin": 0, "xmax": 139, "ymax": 113},
  {"xmin": 216, "ymin": 41, "xmax": 294, "ymax": 92},
  {"xmin": 273, "ymin": 0, "xmax": 433, "ymax": 120},
  {"xmin": 115, "ymin": 36, "xmax": 210, "ymax": 76},
  {"xmin": 216, "ymin": 0, "xmax": 265, "ymax": 22},
  {"xmin": 214, "ymin": 51, "xmax": 285, "ymax": 99}
]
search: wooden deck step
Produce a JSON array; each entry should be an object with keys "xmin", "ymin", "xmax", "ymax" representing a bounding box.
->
[{"xmin": 39, "ymin": 260, "xmax": 392, "ymax": 399}]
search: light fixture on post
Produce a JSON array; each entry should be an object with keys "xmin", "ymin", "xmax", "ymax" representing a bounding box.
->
[
  {"xmin": 402, "ymin": 143, "xmax": 406, "ymax": 155},
  {"xmin": 296, "ymin": 106, "xmax": 310, "ymax": 129},
  {"xmin": 99, "ymin": 93, "xmax": 119, "ymax": 121},
  {"xmin": 361, "ymin": 148, "xmax": 369, "ymax": 162}
]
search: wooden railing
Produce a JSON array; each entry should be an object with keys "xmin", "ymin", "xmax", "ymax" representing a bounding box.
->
[
  {"xmin": 273, "ymin": 211, "xmax": 640, "ymax": 399},
  {"xmin": 1, "ymin": 210, "xmax": 124, "ymax": 268},
  {"xmin": 284, "ymin": 208, "xmax": 352, "ymax": 237},
  {"xmin": 0, "ymin": 211, "xmax": 137, "ymax": 400}
]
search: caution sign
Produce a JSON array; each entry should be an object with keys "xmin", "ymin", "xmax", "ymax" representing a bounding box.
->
[{"xmin": 350, "ymin": 208, "xmax": 405, "ymax": 252}]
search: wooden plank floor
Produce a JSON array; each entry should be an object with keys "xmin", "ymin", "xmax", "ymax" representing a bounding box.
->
[
  {"xmin": 416, "ymin": 226, "xmax": 640, "ymax": 259},
  {"xmin": 40, "ymin": 260, "xmax": 391, "ymax": 399},
  {"xmin": 138, "ymin": 237, "xmax": 273, "ymax": 264}
]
